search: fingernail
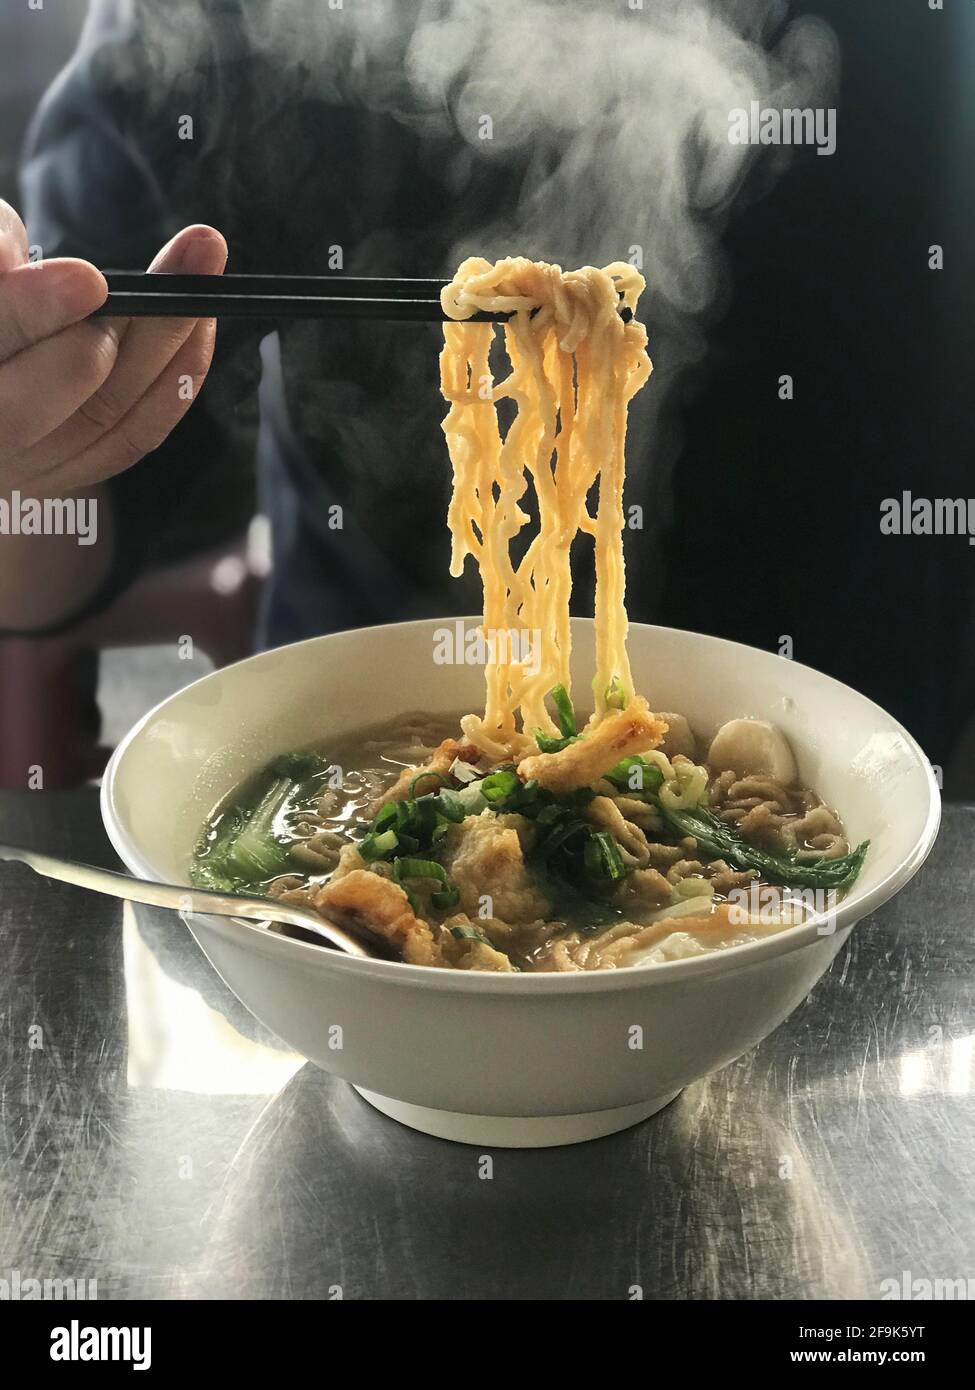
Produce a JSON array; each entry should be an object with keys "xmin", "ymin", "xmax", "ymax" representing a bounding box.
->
[
  {"xmin": 151, "ymin": 229, "xmax": 226, "ymax": 275},
  {"xmin": 174, "ymin": 231, "xmax": 226, "ymax": 274}
]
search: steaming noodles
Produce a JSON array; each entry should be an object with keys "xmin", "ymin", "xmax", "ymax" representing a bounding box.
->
[
  {"xmin": 192, "ymin": 258, "xmax": 867, "ymax": 971},
  {"xmin": 440, "ymin": 257, "xmax": 652, "ymax": 759}
]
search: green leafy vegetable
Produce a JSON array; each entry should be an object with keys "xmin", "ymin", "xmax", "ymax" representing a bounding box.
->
[
  {"xmin": 220, "ymin": 777, "xmax": 295, "ymax": 881},
  {"xmin": 599, "ymin": 751, "xmax": 867, "ymax": 889},
  {"xmin": 657, "ymin": 802, "xmax": 869, "ymax": 891},
  {"xmin": 583, "ymin": 830, "xmax": 627, "ymax": 882},
  {"xmin": 191, "ymin": 752, "xmax": 327, "ymax": 892},
  {"xmin": 267, "ymin": 750, "xmax": 330, "ymax": 782}
]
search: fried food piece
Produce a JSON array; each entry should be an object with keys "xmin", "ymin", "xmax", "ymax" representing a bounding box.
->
[
  {"xmin": 443, "ymin": 813, "xmax": 549, "ymax": 923},
  {"xmin": 441, "ymin": 915, "xmax": 517, "ymax": 972},
  {"xmin": 283, "ymin": 869, "xmax": 443, "ymax": 967},
  {"xmin": 517, "ymin": 697, "xmax": 667, "ymax": 794},
  {"xmin": 371, "ymin": 738, "xmax": 481, "ymax": 812}
]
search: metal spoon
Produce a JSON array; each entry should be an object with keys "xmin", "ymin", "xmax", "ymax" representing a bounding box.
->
[{"xmin": 0, "ymin": 842, "xmax": 379, "ymax": 959}]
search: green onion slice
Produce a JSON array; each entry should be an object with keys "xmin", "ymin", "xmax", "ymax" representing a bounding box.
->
[
  {"xmin": 550, "ymin": 684, "xmax": 578, "ymax": 738},
  {"xmin": 409, "ymin": 770, "xmax": 451, "ymax": 798},
  {"xmin": 449, "ymin": 923, "xmax": 493, "ymax": 945}
]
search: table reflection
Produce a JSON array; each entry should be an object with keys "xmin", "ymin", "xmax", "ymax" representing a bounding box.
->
[
  {"xmin": 898, "ymin": 1034, "xmax": 974, "ymax": 1097},
  {"xmin": 123, "ymin": 903, "xmax": 303, "ymax": 1094},
  {"xmin": 2, "ymin": 801, "xmax": 967, "ymax": 1300}
]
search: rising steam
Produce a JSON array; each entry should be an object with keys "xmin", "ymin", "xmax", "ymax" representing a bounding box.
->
[
  {"xmin": 92, "ymin": 0, "xmax": 838, "ymax": 382},
  {"xmin": 68, "ymin": 0, "xmax": 839, "ymax": 606},
  {"xmin": 237, "ymin": 0, "xmax": 838, "ymax": 341}
]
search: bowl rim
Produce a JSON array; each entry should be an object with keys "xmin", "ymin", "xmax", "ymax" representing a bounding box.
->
[{"xmin": 101, "ymin": 617, "xmax": 941, "ymax": 994}]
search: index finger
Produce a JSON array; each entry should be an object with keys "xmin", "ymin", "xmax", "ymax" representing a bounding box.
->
[{"xmin": 0, "ymin": 199, "xmax": 30, "ymax": 273}]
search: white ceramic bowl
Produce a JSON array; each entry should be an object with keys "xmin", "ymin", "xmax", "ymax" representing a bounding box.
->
[{"xmin": 101, "ymin": 619, "xmax": 939, "ymax": 1147}]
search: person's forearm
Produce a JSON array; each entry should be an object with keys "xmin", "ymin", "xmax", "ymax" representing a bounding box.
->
[{"xmin": 0, "ymin": 482, "xmax": 115, "ymax": 632}]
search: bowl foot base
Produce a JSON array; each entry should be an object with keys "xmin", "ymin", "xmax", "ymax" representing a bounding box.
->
[{"xmin": 352, "ymin": 1087, "xmax": 682, "ymax": 1148}]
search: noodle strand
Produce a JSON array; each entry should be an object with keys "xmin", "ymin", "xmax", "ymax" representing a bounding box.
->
[{"xmin": 440, "ymin": 256, "xmax": 652, "ymax": 758}]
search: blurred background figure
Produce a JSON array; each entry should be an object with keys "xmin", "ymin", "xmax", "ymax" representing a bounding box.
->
[
  {"xmin": 0, "ymin": 5, "xmax": 82, "ymax": 203},
  {"xmin": 0, "ymin": 0, "xmax": 973, "ymax": 794}
]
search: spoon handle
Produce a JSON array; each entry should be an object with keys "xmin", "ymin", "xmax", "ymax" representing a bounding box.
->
[{"xmin": 0, "ymin": 842, "xmax": 373, "ymax": 959}]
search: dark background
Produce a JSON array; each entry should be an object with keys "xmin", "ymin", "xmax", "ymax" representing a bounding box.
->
[
  {"xmin": 660, "ymin": 0, "xmax": 975, "ymax": 791},
  {"xmin": 0, "ymin": 6, "xmax": 82, "ymax": 202},
  {"xmin": 2, "ymin": 1, "xmax": 973, "ymax": 792}
]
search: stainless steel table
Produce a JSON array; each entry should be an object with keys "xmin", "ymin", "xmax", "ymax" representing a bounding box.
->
[{"xmin": 1, "ymin": 790, "xmax": 971, "ymax": 1301}]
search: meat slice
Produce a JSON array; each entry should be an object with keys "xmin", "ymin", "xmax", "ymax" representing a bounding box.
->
[{"xmin": 517, "ymin": 697, "xmax": 667, "ymax": 794}]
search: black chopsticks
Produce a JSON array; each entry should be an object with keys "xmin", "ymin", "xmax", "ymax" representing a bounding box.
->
[
  {"xmin": 94, "ymin": 273, "xmax": 499, "ymax": 322},
  {"xmin": 92, "ymin": 272, "xmax": 632, "ymax": 324}
]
